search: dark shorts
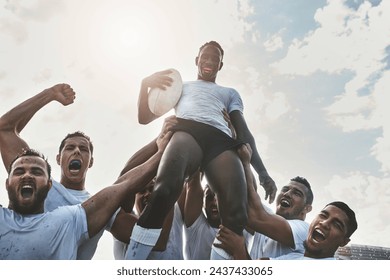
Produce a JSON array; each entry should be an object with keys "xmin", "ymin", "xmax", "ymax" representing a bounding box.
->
[{"xmin": 172, "ymin": 118, "xmax": 245, "ymax": 169}]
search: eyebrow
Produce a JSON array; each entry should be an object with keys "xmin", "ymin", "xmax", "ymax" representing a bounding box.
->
[
  {"xmin": 282, "ymin": 186, "xmax": 304, "ymax": 195},
  {"xmin": 322, "ymin": 209, "xmax": 347, "ymax": 231}
]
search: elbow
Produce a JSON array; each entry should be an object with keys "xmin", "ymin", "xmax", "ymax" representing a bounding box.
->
[{"xmin": 138, "ymin": 116, "xmax": 150, "ymax": 125}]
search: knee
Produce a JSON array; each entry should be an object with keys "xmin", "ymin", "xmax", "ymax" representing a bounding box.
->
[
  {"xmin": 223, "ymin": 205, "xmax": 248, "ymax": 234},
  {"xmin": 153, "ymin": 177, "xmax": 183, "ymax": 202}
]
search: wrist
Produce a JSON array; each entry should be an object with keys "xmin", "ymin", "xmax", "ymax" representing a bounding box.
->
[{"xmin": 259, "ymin": 171, "xmax": 269, "ymax": 184}]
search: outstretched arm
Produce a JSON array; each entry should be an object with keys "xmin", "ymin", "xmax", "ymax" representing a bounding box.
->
[
  {"xmin": 138, "ymin": 69, "xmax": 174, "ymax": 124},
  {"xmin": 115, "ymin": 115, "xmax": 177, "ymax": 213},
  {"xmin": 118, "ymin": 115, "xmax": 177, "ymax": 177},
  {"xmin": 82, "ymin": 131, "xmax": 172, "ymax": 238},
  {"xmin": 183, "ymin": 169, "xmax": 204, "ymax": 227},
  {"xmin": 229, "ymin": 110, "xmax": 277, "ymax": 204},
  {"xmin": 0, "ymin": 84, "xmax": 75, "ymax": 170},
  {"xmin": 237, "ymin": 144, "xmax": 295, "ymax": 248}
]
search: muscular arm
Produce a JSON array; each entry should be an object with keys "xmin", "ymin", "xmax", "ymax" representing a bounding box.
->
[
  {"xmin": 238, "ymin": 144, "xmax": 295, "ymax": 249},
  {"xmin": 118, "ymin": 115, "xmax": 177, "ymax": 177},
  {"xmin": 229, "ymin": 110, "xmax": 277, "ymax": 203},
  {"xmin": 0, "ymin": 84, "xmax": 75, "ymax": 170},
  {"xmin": 83, "ymin": 131, "xmax": 172, "ymax": 238},
  {"xmin": 247, "ymin": 187, "xmax": 295, "ymax": 248},
  {"xmin": 239, "ymin": 140, "xmax": 295, "ymax": 248},
  {"xmin": 183, "ymin": 170, "xmax": 203, "ymax": 227},
  {"xmin": 138, "ymin": 69, "xmax": 174, "ymax": 124}
]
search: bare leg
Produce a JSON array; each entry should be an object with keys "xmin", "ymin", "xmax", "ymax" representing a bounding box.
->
[
  {"xmin": 205, "ymin": 149, "xmax": 248, "ymax": 234},
  {"xmin": 126, "ymin": 132, "xmax": 202, "ymax": 259},
  {"xmin": 138, "ymin": 131, "xmax": 203, "ymax": 228},
  {"xmin": 205, "ymin": 149, "xmax": 248, "ymax": 259}
]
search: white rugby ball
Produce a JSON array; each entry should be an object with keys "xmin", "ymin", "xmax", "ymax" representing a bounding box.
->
[{"xmin": 148, "ymin": 68, "xmax": 183, "ymax": 116}]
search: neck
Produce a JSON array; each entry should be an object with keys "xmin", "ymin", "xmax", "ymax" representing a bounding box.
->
[
  {"xmin": 304, "ymin": 250, "xmax": 334, "ymax": 259},
  {"xmin": 60, "ymin": 177, "xmax": 85, "ymax": 191},
  {"xmin": 197, "ymin": 76, "xmax": 216, "ymax": 83}
]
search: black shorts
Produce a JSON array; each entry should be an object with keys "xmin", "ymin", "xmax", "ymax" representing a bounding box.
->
[{"xmin": 172, "ymin": 118, "xmax": 245, "ymax": 169}]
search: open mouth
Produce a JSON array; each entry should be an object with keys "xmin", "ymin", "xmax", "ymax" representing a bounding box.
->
[
  {"xmin": 280, "ymin": 199, "xmax": 291, "ymax": 208},
  {"xmin": 202, "ymin": 67, "xmax": 213, "ymax": 74},
  {"xmin": 21, "ymin": 185, "xmax": 34, "ymax": 199},
  {"xmin": 312, "ymin": 228, "xmax": 326, "ymax": 243},
  {"xmin": 211, "ymin": 206, "xmax": 219, "ymax": 215},
  {"xmin": 69, "ymin": 159, "xmax": 82, "ymax": 171}
]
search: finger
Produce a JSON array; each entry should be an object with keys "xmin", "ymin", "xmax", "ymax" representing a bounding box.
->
[{"xmin": 269, "ymin": 190, "xmax": 276, "ymax": 204}]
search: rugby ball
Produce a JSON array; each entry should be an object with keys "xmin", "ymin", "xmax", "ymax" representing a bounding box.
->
[{"xmin": 148, "ymin": 68, "xmax": 182, "ymax": 116}]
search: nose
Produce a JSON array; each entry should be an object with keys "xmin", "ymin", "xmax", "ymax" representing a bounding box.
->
[
  {"xmin": 73, "ymin": 146, "xmax": 81, "ymax": 155},
  {"xmin": 319, "ymin": 218, "xmax": 331, "ymax": 229},
  {"xmin": 21, "ymin": 171, "xmax": 33, "ymax": 180},
  {"xmin": 283, "ymin": 190, "xmax": 292, "ymax": 198}
]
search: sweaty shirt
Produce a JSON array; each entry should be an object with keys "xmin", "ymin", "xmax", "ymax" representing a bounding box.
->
[
  {"xmin": 45, "ymin": 180, "xmax": 116, "ymax": 259},
  {"xmin": 0, "ymin": 204, "xmax": 88, "ymax": 260}
]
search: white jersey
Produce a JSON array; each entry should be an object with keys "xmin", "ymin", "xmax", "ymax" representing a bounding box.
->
[
  {"xmin": 45, "ymin": 180, "xmax": 116, "ymax": 259},
  {"xmin": 115, "ymin": 203, "xmax": 184, "ymax": 260},
  {"xmin": 0, "ymin": 204, "xmax": 88, "ymax": 260},
  {"xmin": 257, "ymin": 219, "xmax": 309, "ymax": 258},
  {"xmin": 184, "ymin": 212, "xmax": 218, "ymax": 260},
  {"xmin": 175, "ymin": 80, "xmax": 243, "ymax": 137},
  {"xmin": 248, "ymin": 231, "xmax": 267, "ymax": 260},
  {"xmin": 147, "ymin": 203, "xmax": 184, "ymax": 260}
]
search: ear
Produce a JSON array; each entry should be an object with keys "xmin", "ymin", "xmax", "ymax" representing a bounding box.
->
[
  {"xmin": 340, "ymin": 237, "xmax": 351, "ymax": 247},
  {"xmin": 89, "ymin": 157, "xmax": 94, "ymax": 168},
  {"xmin": 219, "ymin": 61, "xmax": 224, "ymax": 70},
  {"xmin": 48, "ymin": 178, "xmax": 53, "ymax": 189},
  {"xmin": 305, "ymin": 204, "xmax": 313, "ymax": 214},
  {"xmin": 56, "ymin": 154, "xmax": 60, "ymax": 165},
  {"xmin": 5, "ymin": 178, "xmax": 9, "ymax": 191},
  {"xmin": 195, "ymin": 56, "xmax": 199, "ymax": 66}
]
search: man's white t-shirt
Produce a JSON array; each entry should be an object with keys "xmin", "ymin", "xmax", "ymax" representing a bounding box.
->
[
  {"xmin": 45, "ymin": 180, "xmax": 116, "ymax": 259},
  {"xmin": 175, "ymin": 80, "xmax": 243, "ymax": 136},
  {"xmin": 0, "ymin": 204, "xmax": 88, "ymax": 260}
]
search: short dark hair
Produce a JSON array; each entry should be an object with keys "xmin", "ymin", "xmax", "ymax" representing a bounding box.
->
[
  {"xmin": 8, "ymin": 148, "xmax": 52, "ymax": 178},
  {"xmin": 59, "ymin": 131, "xmax": 93, "ymax": 155},
  {"xmin": 291, "ymin": 176, "xmax": 314, "ymax": 205},
  {"xmin": 326, "ymin": 201, "xmax": 358, "ymax": 238},
  {"xmin": 199, "ymin": 41, "xmax": 224, "ymax": 58}
]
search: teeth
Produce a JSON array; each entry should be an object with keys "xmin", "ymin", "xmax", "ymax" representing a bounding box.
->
[
  {"xmin": 312, "ymin": 228, "xmax": 326, "ymax": 243},
  {"xmin": 281, "ymin": 199, "xmax": 290, "ymax": 207},
  {"xmin": 21, "ymin": 185, "xmax": 34, "ymax": 198},
  {"xmin": 69, "ymin": 160, "xmax": 81, "ymax": 170},
  {"xmin": 315, "ymin": 229, "xmax": 325, "ymax": 237}
]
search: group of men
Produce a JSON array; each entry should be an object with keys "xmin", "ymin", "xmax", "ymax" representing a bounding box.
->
[{"xmin": 0, "ymin": 41, "xmax": 357, "ymax": 260}]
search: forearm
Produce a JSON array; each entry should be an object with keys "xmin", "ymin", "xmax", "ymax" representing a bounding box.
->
[
  {"xmin": 233, "ymin": 245, "xmax": 252, "ymax": 260},
  {"xmin": 0, "ymin": 88, "xmax": 54, "ymax": 133},
  {"xmin": 184, "ymin": 180, "xmax": 203, "ymax": 227},
  {"xmin": 243, "ymin": 133, "xmax": 268, "ymax": 177},
  {"xmin": 137, "ymin": 81, "xmax": 158, "ymax": 124},
  {"xmin": 118, "ymin": 137, "xmax": 158, "ymax": 178},
  {"xmin": 0, "ymin": 89, "xmax": 55, "ymax": 169},
  {"xmin": 84, "ymin": 150, "xmax": 163, "ymax": 237}
]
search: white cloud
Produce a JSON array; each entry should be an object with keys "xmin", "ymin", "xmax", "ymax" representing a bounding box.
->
[
  {"xmin": 270, "ymin": 0, "xmax": 390, "ymax": 172},
  {"xmin": 272, "ymin": 1, "xmax": 390, "ymax": 77},
  {"xmin": 312, "ymin": 172, "xmax": 390, "ymax": 247},
  {"xmin": 0, "ymin": 17, "xmax": 28, "ymax": 43},
  {"xmin": 4, "ymin": 0, "xmax": 65, "ymax": 22},
  {"xmin": 264, "ymin": 33, "xmax": 284, "ymax": 52}
]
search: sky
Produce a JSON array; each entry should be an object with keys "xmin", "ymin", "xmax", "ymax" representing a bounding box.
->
[{"xmin": 0, "ymin": 0, "xmax": 389, "ymax": 260}]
